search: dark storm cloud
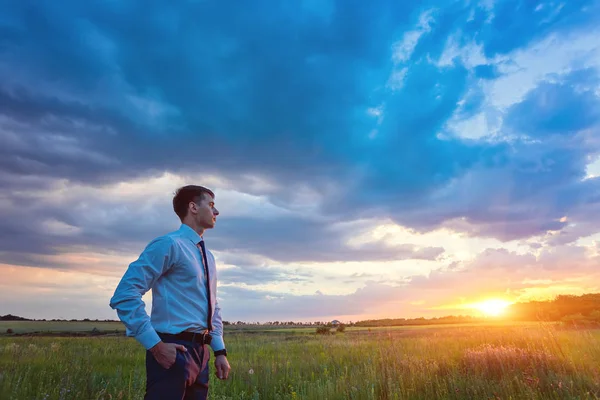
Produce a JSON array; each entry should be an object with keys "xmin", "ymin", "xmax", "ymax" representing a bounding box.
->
[
  {"xmin": 1, "ymin": 0, "xmax": 490, "ymax": 193},
  {"xmin": 0, "ymin": 0, "xmax": 419, "ymax": 185},
  {"xmin": 0, "ymin": 0, "xmax": 599, "ymax": 270}
]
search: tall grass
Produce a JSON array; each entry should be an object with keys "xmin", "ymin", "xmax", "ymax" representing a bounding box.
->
[{"xmin": 1, "ymin": 323, "xmax": 599, "ymax": 399}]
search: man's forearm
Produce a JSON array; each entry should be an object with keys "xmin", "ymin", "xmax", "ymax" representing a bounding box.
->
[{"xmin": 111, "ymin": 296, "xmax": 161, "ymax": 349}]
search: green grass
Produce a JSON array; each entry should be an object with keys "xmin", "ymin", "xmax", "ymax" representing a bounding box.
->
[
  {"xmin": 0, "ymin": 321, "xmax": 125, "ymax": 334},
  {"xmin": 267, "ymin": 320, "xmax": 548, "ymax": 333},
  {"xmin": 1, "ymin": 323, "xmax": 599, "ymax": 399},
  {"xmin": 0, "ymin": 319, "xmax": 545, "ymax": 335}
]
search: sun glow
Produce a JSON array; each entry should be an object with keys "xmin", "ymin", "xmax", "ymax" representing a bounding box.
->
[{"xmin": 473, "ymin": 299, "xmax": 512, "ymax": 317}]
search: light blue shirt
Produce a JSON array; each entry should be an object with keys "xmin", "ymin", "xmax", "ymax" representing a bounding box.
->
[{"xmin": 109, "ymin": 224, "xmax": 225, "ymax": 352}]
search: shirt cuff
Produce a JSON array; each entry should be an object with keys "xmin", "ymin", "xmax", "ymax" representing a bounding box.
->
[
  {"xmin": 137, "ymin": 328, "xmax": 161, "ymax": 350},
  {"xmin": 210, "ymin": 334, "xmax": 225, "ymax": 352}
]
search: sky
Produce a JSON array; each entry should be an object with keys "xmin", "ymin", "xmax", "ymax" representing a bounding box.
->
[{"xmin": 1, "ymin": 0, "xmax": 600, "ymax": 323}]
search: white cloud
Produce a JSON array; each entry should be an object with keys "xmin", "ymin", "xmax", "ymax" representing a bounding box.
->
[
  {"xmin": 479, "ymin": 0, "xmax": 495, "ymax": 13},
  {"xmin": 442, "ymin": 25, "xmax": 600, "ymax": 141},
  {"xmin": 386, "ymin": 9, "xmax": 436, "ymax": 92},
  {"xmin": 584, "ymin": 156, "xmax": 600, "ymax": 179},
  {"xmin": 490, "ymin": 29, "xmax": 600, "ymax": 110},
  {"xmin": 446, "ymin": 112, "xmax": 492, "ymax": 140},
  {"xmin": 346, "ymin": 218, "xmax": 532, "ymax": 262},
  {"xmin": 438, "ymin": 37, "xmax": 488, "ymax": 69},
  {"xmin": 391, "ymin": 9, "xmax": 435, "ymax": 64},
  {"xmin": 392, "ymin": 31, "xmax": 423, "ymax": 64},
  {"xmin": 386, "ymin": 67, "xmax": 408, "ymax": 90}
]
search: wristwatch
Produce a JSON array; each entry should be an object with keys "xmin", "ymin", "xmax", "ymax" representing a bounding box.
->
[{"xmin": 214, "ymin": 349, "xmax": 227, "ymax": 357}]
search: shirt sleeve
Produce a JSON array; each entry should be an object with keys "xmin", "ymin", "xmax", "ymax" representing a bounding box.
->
[
  {"xmin": 210, "ymin": 299, "xmax": 226, "ymax": 352},
  {"xmin": 109, "ymin": 235, "xmax": 175, "ymax": 349}
]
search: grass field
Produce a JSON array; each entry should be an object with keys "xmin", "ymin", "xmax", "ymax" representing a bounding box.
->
[
  {"xmin": 1, "ymin": 322, "xmax": 599, "ymax": 399},
  {"xmin": 0, "ymin": 320, "xmax": 544, "ymax": 335},
  {"xmin": 0, "ymin": 321, "xmax": 125, "ymax": 335}
]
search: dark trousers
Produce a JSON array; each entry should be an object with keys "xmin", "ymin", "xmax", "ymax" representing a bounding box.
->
[{"xmin": 144, "ymin": 336, "xmax": 210, "ymax": 400}]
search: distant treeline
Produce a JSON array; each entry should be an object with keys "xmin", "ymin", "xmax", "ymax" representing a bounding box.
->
[
  {"xmin": 353, "ymin": 315, "xmax": 484, "ymax": 327},
  {"xmin": 3, "ymin": 293, "xmax": 599, "ymax": 326},
  {"xmin": 507, "ymin": 293, "xmax": 600, "ymax": 324},
  {"xmin": 0, "ymin": 314, "xmax": 31, "ymax": 321},
  {"xmin": 0, "ymin": 315, "xmax": 120, "ymax": 322}
]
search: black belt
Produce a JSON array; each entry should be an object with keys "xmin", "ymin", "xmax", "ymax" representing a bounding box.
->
[{"xmin": 158, "ymin": 331, "xmax": 212, "ymax": 345}]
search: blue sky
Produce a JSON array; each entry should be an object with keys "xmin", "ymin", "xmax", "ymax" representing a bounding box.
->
[{"xmin": 1, "ymin": 0, "xmax": 600, "ymax": 322}]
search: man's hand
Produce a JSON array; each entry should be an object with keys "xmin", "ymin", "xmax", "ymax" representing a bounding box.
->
[
  {"xmin": 214, "ymin": 355, "xmax": 230, "ymax": 380},
  {"xmin": 149, "ymin": 341, "xmax": 187, "ymax": 369}
]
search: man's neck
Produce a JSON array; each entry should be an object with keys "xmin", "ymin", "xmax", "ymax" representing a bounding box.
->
[{"xmin": 182, "ymin": 220, "xmax": 204, "ymax": 238}]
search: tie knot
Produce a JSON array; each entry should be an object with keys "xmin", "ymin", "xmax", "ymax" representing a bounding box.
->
[{"xmin": 198, "ymin": 240, "xmax": 207, "ymax": 255}]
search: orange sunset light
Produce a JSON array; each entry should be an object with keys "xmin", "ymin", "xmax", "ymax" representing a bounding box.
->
[{"xmin": 471, "ymin": 299, "xmax": 513, "ymax": 317}]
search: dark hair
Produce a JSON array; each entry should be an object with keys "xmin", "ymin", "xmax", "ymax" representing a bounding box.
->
[{"xmin": 173, "ymin": 185, "xmax": 215, "ymax": 221}]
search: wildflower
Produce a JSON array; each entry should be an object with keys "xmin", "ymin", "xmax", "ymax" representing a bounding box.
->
[{"xmin": 248, "ymin": 369, "xmax": 254, "ymax": 375}]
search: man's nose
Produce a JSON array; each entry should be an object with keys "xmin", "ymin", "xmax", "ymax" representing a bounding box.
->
[{"xmin": 213, "ymin": 208, "xmax": 219, "ymax": 216}]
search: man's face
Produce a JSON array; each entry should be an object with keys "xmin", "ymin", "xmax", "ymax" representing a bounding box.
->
[{"xmin": 191, "ymin": 194, "xmax": 219, "ymax": 229}]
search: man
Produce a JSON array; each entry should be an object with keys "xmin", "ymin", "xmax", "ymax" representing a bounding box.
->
[{"xmin": 110, "ymin": 185, "xmax": 230, "ymax": 400}]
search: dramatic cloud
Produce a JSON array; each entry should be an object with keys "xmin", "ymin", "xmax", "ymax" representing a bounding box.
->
[
  {"xmin": 213, "ymin": 242, "xmax": 600, "ymax": 321},
  {"xmin": 1, "ymin": 0, "xmax": 600, "ymax": 320},
  {"xmin": 505, "ymin": 68, "xmax": 600, "ymax": 137}
]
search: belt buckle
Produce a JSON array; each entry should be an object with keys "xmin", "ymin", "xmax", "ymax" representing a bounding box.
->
[{"xmin": 190, "ymin": 330, "xmax": 211, "ymax": 345}]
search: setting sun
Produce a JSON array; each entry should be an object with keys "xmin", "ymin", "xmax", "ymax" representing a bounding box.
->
[{"xmin": 474, "ymin": 299, "xmax": 512, "ymax": 317}]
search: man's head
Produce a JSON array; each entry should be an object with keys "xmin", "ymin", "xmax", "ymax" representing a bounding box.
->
[{"xmin": 173, "ymin": 185, "xmax": 219, "ymax": 230}]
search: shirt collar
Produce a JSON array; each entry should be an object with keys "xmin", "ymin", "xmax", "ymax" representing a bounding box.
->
[{"xmin": 178, "ymin": 223, "xmax": 203, "ymax": 245}]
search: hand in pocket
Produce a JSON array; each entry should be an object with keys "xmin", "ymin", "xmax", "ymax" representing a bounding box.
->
[{"xmin": 150, "ymin": 341, "xmax": 188, "ymax": 369}]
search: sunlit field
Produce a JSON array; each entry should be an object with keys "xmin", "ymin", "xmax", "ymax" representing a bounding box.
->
[
  {"xmin": 0, "ymin": 319, "xmax": 546, "ymax": 335},
  {"xmin": 1, "ymin": 322, "xmax": 599, "ymax": 399}
]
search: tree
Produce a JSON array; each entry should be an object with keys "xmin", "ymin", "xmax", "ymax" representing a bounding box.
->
[{"xmin": 316, "ymin": 326, "xmax": 331, "ymax": 335}]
